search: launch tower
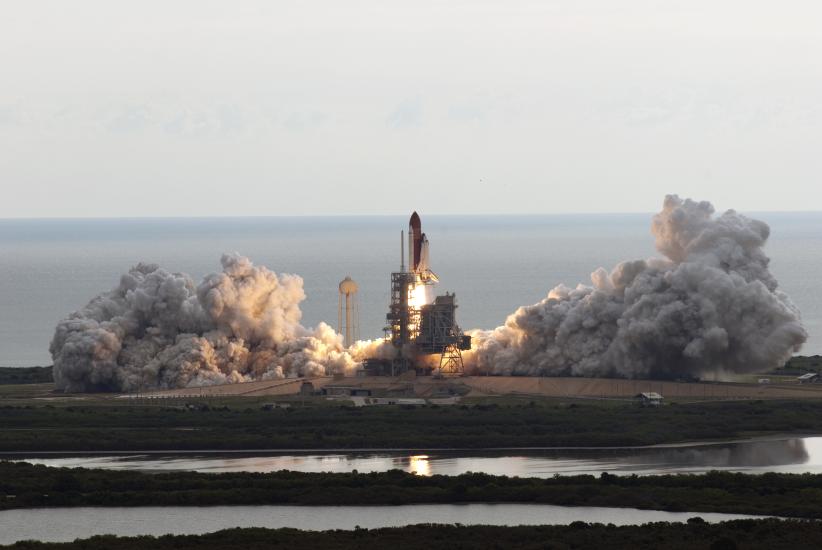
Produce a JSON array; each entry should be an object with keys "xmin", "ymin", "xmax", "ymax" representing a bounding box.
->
[{"xmin": 378, "ymin": 212, "xmax": 471, "ymax": 375}]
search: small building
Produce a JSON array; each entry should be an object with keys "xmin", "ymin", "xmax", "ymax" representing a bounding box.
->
[
  {"xmin": 797, "ymin": 373, "xmax": 820, "ymax": 384},
  {"xmin": 322, "ymin": 385, "xmax": 372, "ymax": 397},
  {"xmin": 349, "ymin": 396, "xmax": 426, "ymax": 407},
  {"xmin": 300, "ymin": 382, "xmax": 316, "ymax": 395},
  {"xmin": 635, "ymin": 392, "xmax": 663, "ymax": 406}
]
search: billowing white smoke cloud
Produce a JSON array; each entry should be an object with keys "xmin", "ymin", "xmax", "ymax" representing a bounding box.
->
[
  {"xmin": 465, "ymin": 195, "xmax": 807, "ymax": 379},
  {"xmin": 51, "ymin": 195, "xmax": 807, "ymax": 390},
  {"xmin": 51, "ymin": 254, "xmax": 391, "ymax": 392}
]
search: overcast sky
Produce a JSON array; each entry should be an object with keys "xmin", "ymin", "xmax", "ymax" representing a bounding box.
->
[{"xmin": 0, "ymin": 1, "xmax": 819, "ymax": 217}]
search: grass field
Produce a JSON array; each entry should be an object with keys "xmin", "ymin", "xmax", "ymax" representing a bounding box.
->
[{"xmin": 3, "ymin": 397, "xmax": 822, "ymax": 451}]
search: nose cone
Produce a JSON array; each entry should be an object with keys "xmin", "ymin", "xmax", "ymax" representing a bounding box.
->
[{"xmin": 409, "ymin": 211, "xmax": 421, "ymax": 233}]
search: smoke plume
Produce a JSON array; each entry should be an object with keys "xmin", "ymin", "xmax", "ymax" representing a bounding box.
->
[
  {"xmin": 465, "ymin": 195, "xmax": 807, "ymax": 379},
  {"xmin": 51, "ymin": 195, "xmax": 807, "ymax": 391},
  {"xmin": 51, "ymin": 254, "xmax": 388, "ymax": 392}
]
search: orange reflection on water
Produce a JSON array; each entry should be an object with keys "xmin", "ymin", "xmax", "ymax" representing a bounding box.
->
[{"xmin": 409, "ymin": 455, "xmax": 431, "ymax": 476}]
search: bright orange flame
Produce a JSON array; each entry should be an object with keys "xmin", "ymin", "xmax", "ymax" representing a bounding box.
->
[{"xmin": 409, "ymin": 283, "xmax": 429, "ymax": 308}]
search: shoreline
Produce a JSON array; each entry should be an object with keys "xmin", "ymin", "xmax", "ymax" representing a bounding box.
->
[
  {"xmin": 1, "ymin": 521, "xmax": 818, "ymax": 550},
  {"xmin": 3, "ymin": 463, "xmax": 822, "ymax": 520},
  {"xmin": 1, "ymin": 432, "xmax": 818, "ymax": 457}
]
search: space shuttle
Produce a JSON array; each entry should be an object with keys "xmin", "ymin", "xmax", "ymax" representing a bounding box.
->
[{"xmin": 408, "ymin": 211, "xmax": 438, "ymax": 282}]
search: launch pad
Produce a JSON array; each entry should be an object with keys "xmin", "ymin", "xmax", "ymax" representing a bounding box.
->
[{"xmin": 364, "ymin": 212, "xmax": 471, "ymax": 376}]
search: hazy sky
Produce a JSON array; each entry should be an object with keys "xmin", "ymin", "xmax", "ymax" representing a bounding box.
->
[{"xmin": 1, "ymin": 1, "xmax": 819, "ymax": 217}]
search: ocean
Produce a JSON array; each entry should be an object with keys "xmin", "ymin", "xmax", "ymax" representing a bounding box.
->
[{"xmin": 0, "ymin": 212, "xmax": 819, "ymax": 366}]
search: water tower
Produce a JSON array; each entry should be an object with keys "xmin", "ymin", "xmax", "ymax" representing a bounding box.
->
[{"xmin": 338, "ymin": 276, "xmax": 359, "ymax": 348}]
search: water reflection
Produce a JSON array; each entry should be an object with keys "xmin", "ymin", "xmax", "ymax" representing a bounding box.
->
[
  {"xmin": 0, "ymin": 504, "xmax": 773, "ymax": 545},
  {"xmin": 621, "ymin": 439, "xmax": 809, "ymax": 472},
  {"xmin": 408, "ymin": 455, "xmax": 431, "ymax": 476},
  {"xmin": 14, "ymin": 437, "xmax": 822, "ymax": 478}
]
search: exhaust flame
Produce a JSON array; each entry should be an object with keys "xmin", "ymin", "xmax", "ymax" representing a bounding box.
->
[{"xmin": 409, "ymin": 282, "xmax": 432, "ymax": 308}]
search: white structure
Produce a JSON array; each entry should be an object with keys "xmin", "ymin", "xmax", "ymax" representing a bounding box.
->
[
  {"xmin": 338, "ymin": 276, "xmax": 359, "ymax": 348},
  {"xmin": 635, "ymin": 392, "xmax": 664, "ymax": 406}
]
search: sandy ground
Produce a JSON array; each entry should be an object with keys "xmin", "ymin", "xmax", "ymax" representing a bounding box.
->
[
  {"xmin": 461, "ymin": 376, "xmax": 822, "ymax": 400},
  {"xmin": 131, "ymin": 375, "xmax": 822, "ymax": 401},
  {"xmin": 130, "ymin": 377, "xmax": 334, "ymax": 398}
]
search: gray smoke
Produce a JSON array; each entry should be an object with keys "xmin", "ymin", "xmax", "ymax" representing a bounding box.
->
[
  {"xmin": 51, "ymin": 195, "xmax": 807, "ymax": 391},
  {"xmin": 465, "ymin": 195, "xmax": 807, "ymax": 379},
  {"xmin": 51, "ymin": 254, "xmax": 387, "ymax": 392}
]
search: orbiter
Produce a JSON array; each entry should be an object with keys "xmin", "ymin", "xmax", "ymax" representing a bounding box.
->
[{"xmin": 408, "ymin": 211, "xmax": 438, "ymax": 282}]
